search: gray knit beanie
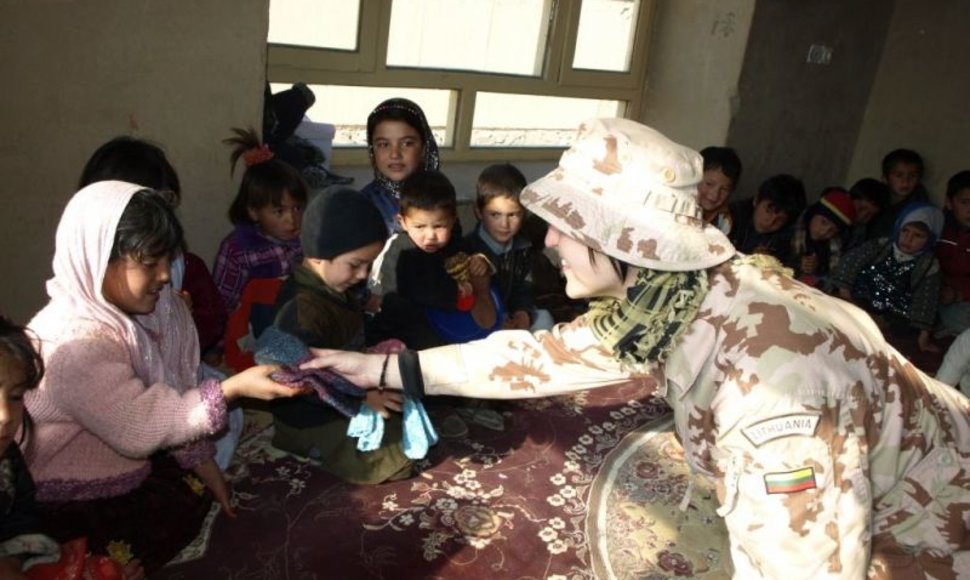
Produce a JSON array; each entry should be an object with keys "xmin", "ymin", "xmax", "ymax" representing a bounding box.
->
[{"xmin": 301, "ymin": 187, "xmax": 388, "ymax": 259}]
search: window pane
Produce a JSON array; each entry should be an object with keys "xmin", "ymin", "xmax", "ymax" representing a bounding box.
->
[
  {"xmin": 270, "ymin": 84, "xmax": 454, "ymax": 147},
  {"xmin": 572, "ymin": 0, "xmax": 640, "ymax": 72},
  {"xmin": 268, "ymin": 0, "xmax": 359, "ymax": 50},
  {"xmin": 471, "ymin": 93, "xmax": 625, "ymax": 147},
  {"xmin": 387, "ymin": 0, "xmax": 551, "ymax": 77}
]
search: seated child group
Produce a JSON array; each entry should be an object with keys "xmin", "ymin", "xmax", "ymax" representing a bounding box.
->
[{"xmin": 2, "ymin": 87, "xmax": 969, "ymax": 576}]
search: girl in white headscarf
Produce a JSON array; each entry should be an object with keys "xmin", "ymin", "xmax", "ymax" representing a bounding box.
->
[
  {"xmin": 25, "ymin": 181, "xmax": 302, "ymax": 576},
  {"xmin": 833, "ymin": 200, "xmax": 945, "ymax": 352}
]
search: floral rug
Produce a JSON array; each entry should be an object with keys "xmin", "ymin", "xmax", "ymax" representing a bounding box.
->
[{"xmin": 156, "ymin": 383, "xmax": 727, "ymax": 579}]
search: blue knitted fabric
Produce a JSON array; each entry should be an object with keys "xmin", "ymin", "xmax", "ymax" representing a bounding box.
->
[
  {"xmin": 347, "ymin": 397, "xmax": 439, "ymax": 459},
  {"xmin": 256, "ymin": 327, "xmax": 438, "ymax": 457},
  {"xmin": 255, "ymin": 327, "xmax": 363, "ymax": 417}
]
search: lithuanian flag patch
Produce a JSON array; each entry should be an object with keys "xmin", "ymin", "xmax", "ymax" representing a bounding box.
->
[{"xmin": 764, "ymin": 467, "xmax": 817, "ymax": 494}]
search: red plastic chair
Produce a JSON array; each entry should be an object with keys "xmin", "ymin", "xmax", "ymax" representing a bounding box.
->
[{"xmin": 223, "ymin": 278, "xmax": 284, "ymax": 373}]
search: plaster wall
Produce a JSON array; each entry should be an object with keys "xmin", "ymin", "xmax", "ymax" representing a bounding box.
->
[
  {"xmin": 847, "ymin": 0, "xmax": 970, "ymax": 204},
  {"xmin": 0, "ymin": 0, "xmax": 268, "ymax": 322},
  {"xmin": 727, "ymin": 0, "xmax": 894, "ymax": 200},
  {"xmin": 640, "ymin": 0, "xmax": 756, "ymax": 150}
]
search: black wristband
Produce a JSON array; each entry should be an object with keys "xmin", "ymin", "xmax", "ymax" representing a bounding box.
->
[
  {"xmin": 378, "ymin": 353, "xmax": 391, "ymax": 393},
  {"xmin": 397, "ymin": 349, "xmax": 425, "ymax": 399}
]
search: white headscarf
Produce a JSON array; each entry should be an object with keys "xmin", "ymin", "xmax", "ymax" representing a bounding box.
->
[
  {"xmin": 891, "ymin": 201, "xmax": 944, "ymax": 262},
  {"xmin": 30, "ymin": 181, "xmax": 199, "ymax": 389}
]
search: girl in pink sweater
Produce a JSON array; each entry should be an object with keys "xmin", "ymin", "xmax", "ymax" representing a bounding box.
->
[{"xmin": 25, "ymin": 181, "xmax": 302, "ymax": 575}]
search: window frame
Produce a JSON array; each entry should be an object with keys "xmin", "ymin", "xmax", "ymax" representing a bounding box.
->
[{"xmin": 266, "ymin": 0, "xmax": 655, "ymax": 164}]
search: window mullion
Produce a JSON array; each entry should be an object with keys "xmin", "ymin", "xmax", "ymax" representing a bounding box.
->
[
  {"xmin": 452, "ymin": 90, "xmax": 476, "ymax": 155},
  {"xmin": 543, "ymin": 0, "xmax": 572, "ymax": 85}
]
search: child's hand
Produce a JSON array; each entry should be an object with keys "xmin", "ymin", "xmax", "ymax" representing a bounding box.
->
[
  {"xmin": 918, "ymin": 330, "xmax": 940, "ymax": 353},
  {"xmin": 220, "ymin": 364, "xmax": 311, "ymax": 402},
  {"xmin": 364, "ymin": 292, "xmax": 383, "ymax": 313},
  {"xmin": 194, "ymin": 458, "xmax": 236, "ymax": 518},
  {"xmin": 364, "ymin": 389, "xmax": 404, "ymax": 418},
  {"xmin": 468, "ymin": 256, "xmax": 493, "ymax": 293},
  {"xmin": 301, "ymin": 350, "xmax": 387, "ymax": 389},
  {"xmin": 467, "ymin": 254, "xmax": 491, "ymax": 278},
  {"xmin": 0, "ymin": 556, "xmax": 25, "ymax": 579},
  {"xmin": 123, "ymin": 559, "xmax": 147, "ymax": 580},
  {"xmin": 175, "ymin": 289, "xmax": 193, "ymax": 309},
  {"xmin": 942, "ymin": 285, "xmax": 960, "ymax": 305},
  {"xmin": 800, "ymin": 254, "xmax": 818, "ymax": 275},
  {"xmin": 503, "ymin": 310, "xmax": 531, "ymax": 330},
  {"xmin": 457, "ymin": 280, "xmax": 473, "ymax": 297}
]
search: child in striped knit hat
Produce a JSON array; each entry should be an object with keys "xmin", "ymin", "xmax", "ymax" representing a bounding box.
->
[{"xmin": 787, "ymin": 187, "xmax": 855, "ymax": 287}]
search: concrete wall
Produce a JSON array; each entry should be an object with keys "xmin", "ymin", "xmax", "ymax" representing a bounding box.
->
[
  {"xmin": 847, "ymin": 1, "xmax": 970, "ymax": 205},
  {"xmin": 0, "ymin": 0, "xmax": 268, "ymax": 323},
  {"xmin": 640, "ymin": 0, "xmax": 756, "ymax": 150},
  {"xmin": 727, "ymin": 0, "xmax": 894, "ymax": 200}
]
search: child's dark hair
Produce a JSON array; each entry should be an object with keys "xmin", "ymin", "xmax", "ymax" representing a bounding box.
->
[
  {"xmin": 881, "ymin": 149, "xmax": 924, "ymax": 178},
  {"xmin": 0, "ymin": 316, "xmax": 44, "ymax": 444},
  {"xmin": 79, "ymin": 137, "xmax": 182, "ymax": 203},
  {"xmin": 756, "ymin": 174, "xmax": 807, "ymax": 226},
  {"xmin": 946, "ymin": 170, "xmax": 970, "ymax": 199},
  {"xmin": 475, "ymin": 163, "xmax": 528, "ymax": 210},
  {"xmin": 399, "ymin": 170, "xmax": 457, "ymax": 216},
  {"xmin": 110, "ymin": 189, "xmax": 184, "ymax": 262},
  {"xmin": 849, "ymin": 178, "xmax": 891, "ymax": 209},
  {"xmin": 699, "ymin": 146, "xmax": 742, "ymax": 188},
  {"xmin": 224, "ymin": 128, "xmax": 308, "ymax": 225},
  {"xmin": 366, "ymin": 98, "xmax": 431, "ymax": 149}
]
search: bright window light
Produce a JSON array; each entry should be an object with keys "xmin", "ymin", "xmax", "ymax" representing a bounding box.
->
[
  {"xmin": 572, "ymin": 0, "xmax": 640, "ymax": 72},
  {"xmin": 271, "ymin": 83, "xmax": 455, "ymax": 147},
  {"xmin": 471, "ymin": 92, "xmax": 625, "ymax": 147},
  {"xmin": 268, "ymin": 0, "xmax": 360, "ymax": 50},
  {"xmin": 387, "ymin": 0, "xmax": 552, "ymax": 77}
]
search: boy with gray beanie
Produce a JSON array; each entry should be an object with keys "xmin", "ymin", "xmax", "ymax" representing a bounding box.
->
[{"xmin": 269, "ymin": 187, "xmax": 413, "ymax": 484}]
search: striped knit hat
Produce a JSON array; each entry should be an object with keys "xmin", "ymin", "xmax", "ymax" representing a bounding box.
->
[{"xmin": 817, "ymin": 188, "xmax": 855, "ymax": 231}]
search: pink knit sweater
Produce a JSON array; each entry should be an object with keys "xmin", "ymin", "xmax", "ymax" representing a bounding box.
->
[{"xmin": 25, "ymin": 322, "xmax": 226, "ymax": 502}]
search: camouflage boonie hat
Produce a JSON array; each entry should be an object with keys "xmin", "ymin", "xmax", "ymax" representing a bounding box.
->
[{"xmin": 521, "ymin": 118, "xmax": 735, "ymax": 271}]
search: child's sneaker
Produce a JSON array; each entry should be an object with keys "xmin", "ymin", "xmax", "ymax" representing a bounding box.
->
[
  {"xmin": 456, "ymin": 402, "xmax": 505, "ymax": 431},
  {"xmin": 437, "ymin": 414, "xmax": 469, "ymax": 439}
]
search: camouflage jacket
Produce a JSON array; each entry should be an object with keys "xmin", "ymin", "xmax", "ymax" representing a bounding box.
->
[{"xmin": 420, "ymin": 258, "xmax": 970, "ymax": 579}]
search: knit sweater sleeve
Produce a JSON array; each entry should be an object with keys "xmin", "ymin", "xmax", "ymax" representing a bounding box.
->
[
  {"xmin": 170, "ymin": 438, "xmax": 217, "ymax": 469},
  {"xmin": 44, "ymin": 335, "xmax": 227, "ymax": 459}
]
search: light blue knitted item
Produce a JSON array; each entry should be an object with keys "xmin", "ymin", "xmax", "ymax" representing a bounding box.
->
[
  {"xmin": 346, "ymin": 406, "xmax": 385, "ymax": 452},
  {"xmin": 402, "ymin": 397, "xmax": 439, "ymax": 459},
  {"xmin": 346, "ymin": 397, "xmax": 439, "ymax": 459}
]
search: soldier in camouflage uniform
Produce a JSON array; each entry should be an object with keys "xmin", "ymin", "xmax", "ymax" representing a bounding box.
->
[{"xmin": 306, "ymin": 118, "xmax": 970, "ymax": 578}]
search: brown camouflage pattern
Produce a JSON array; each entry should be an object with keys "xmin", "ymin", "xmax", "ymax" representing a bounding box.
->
[
  {"xmin": 420, "ymin": 258, "xmax": 970, "ymax": 578},
  {"xmin": 519, "ymin": 118, "xmax": 736, "ymax": 271}
]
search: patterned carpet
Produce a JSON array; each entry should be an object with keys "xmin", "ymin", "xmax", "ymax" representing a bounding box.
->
[{"xmin": 156, "ymin": 383, "xmax": 730, "ymax": 579}]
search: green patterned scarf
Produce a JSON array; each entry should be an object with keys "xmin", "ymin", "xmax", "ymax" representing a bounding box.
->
[{"xmin": 588, "ymin": 267, "xmax": 709, "ymax": 366}]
